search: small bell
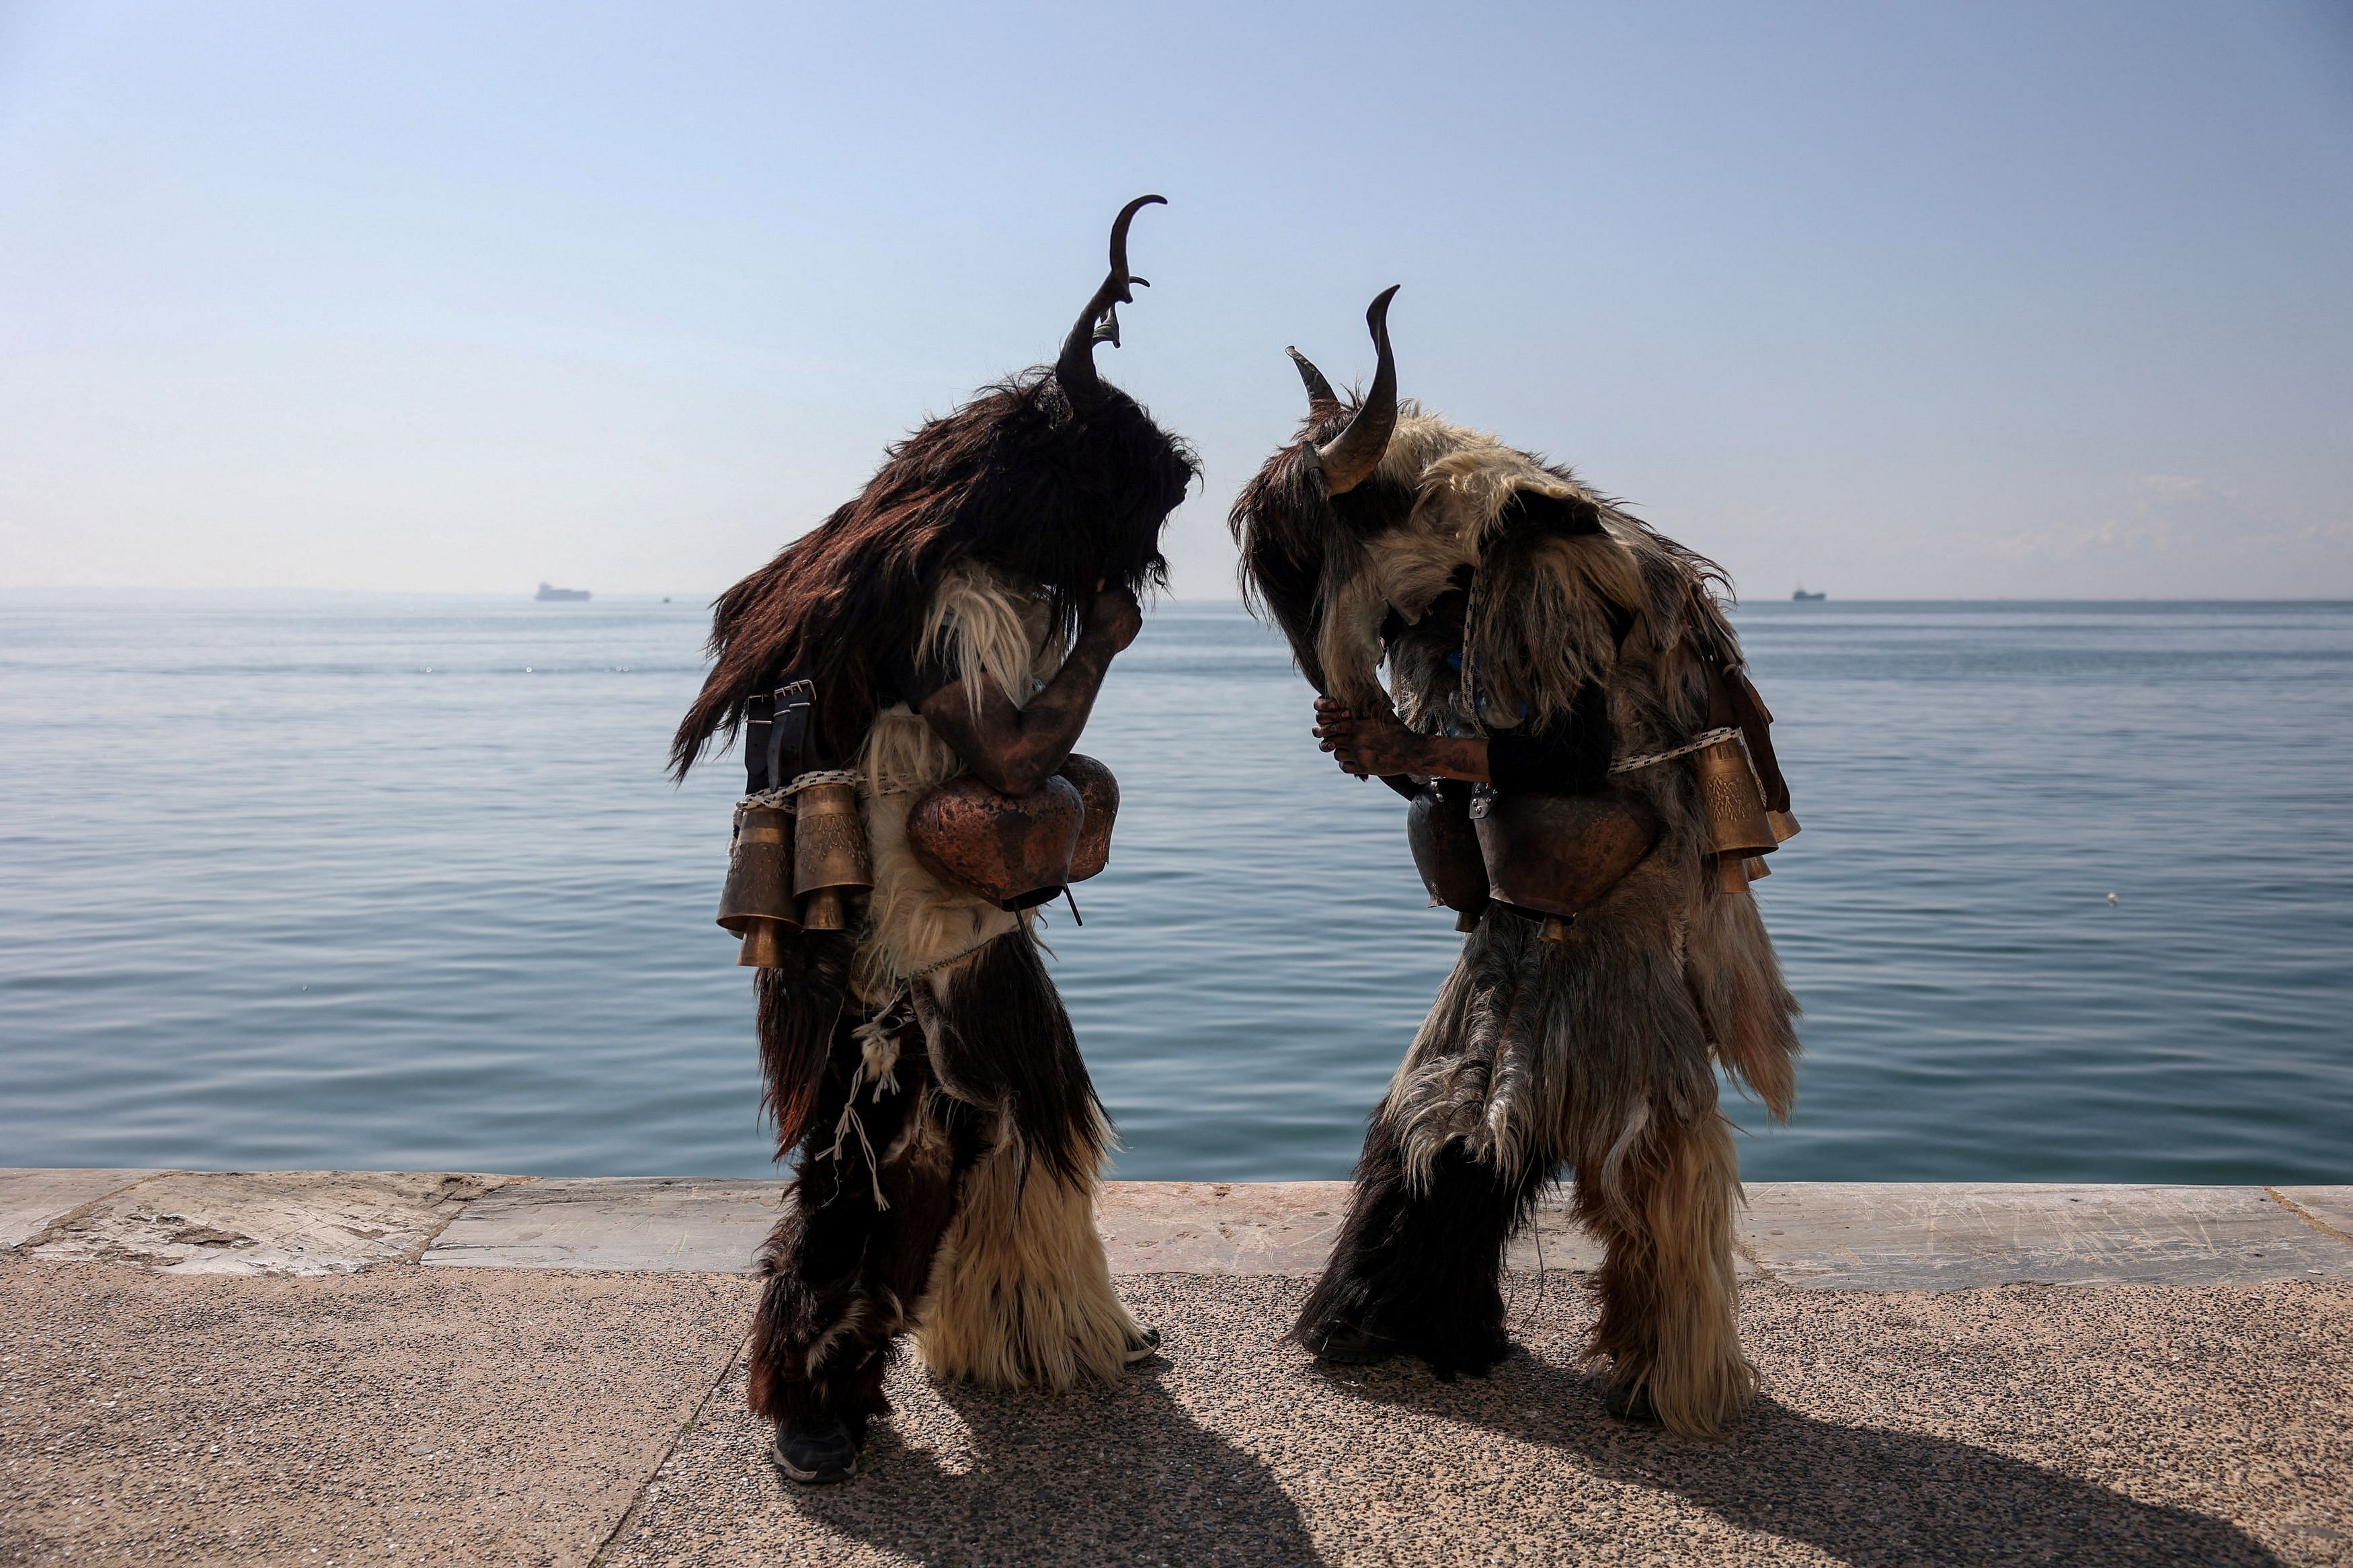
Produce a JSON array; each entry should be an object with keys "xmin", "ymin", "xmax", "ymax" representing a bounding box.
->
[
  {"xmin": 736, "ymin": 921, "xmax": 789, "ymax": 967},
  {"xmin": 793, "ymin": 781, "xmax": 873, "ymax": 928},
  {"xmin": 717, "ymin": 804, "xmax": 799, "ymax": 966}
]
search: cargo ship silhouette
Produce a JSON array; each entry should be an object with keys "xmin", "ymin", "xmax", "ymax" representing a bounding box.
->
[{"xmin": 535, "ymin": 582, "xmax": 591, "ymax": 602}]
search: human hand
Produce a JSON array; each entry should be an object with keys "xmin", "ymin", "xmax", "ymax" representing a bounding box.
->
[
  {"xmin": 1312, "ymin": 696, "xmax": 1423, "ymax": 778},
  {"xmin": 1083, "ymin": 580, "xmax": 1144, "ymax": 654}
]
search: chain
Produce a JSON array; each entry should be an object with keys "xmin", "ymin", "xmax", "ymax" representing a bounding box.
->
[
  {"xmin": 735, "ymin": 768, "xmax": 864, "ymax": 813},
  {"xmin": 911, "ymin": 928, "xmax": 1012, "ymax": 979},
  {"xmin": 1608, "ymin": 727, "xmax": 1738, "ymax": 775}
]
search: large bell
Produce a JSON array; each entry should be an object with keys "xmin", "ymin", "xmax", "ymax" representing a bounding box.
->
[
  {"xmin": 1059, "ymin": 753, "xmax": 1120, "ymax": 882},
  {"xmin": 907, "ymin": 774, "xmax": 1084, "ymax": 911},
  {"xmin": 717, "ymin": 804, "xmax": 798, "ymax": 966},
  {"xmin": 1407, "ymin": 783, "xmax": 1489, "ymax": 925},
  {"xmin": 1692, "ymin": 736, "xmax": 1777, "ymax": 894},
  {"xmin": 1474, "ymin": 787, "xmax": 1663, "ymax": 922},
  {"xmin": 793, "ymin": 782, "xmax": 872, "ymax": 932}
]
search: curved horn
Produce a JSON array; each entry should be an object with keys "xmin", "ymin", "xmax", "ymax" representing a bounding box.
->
[
  {"xmin": 1312, "ymin": 285, "xmax": 1400, "ymax": 495},
  {"xmin": 1285, "ymin": 346, "xmax": 1339, "ymax": 407},
  {"xmin": 1055, "ymin": 194, "xmax": 1165, "ymax": 403}
]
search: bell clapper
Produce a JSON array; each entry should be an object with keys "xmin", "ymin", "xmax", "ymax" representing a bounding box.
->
[
  {"xmin": 737, "ymin": 921, "xmax": 787, "ymax": 968},
  {"xmin": 1063, "ymin": 886, "xmax": 1084, "ymax": 926},
  {"xmin": 1538, "ymin": 915, "xmax": 1571, "ymax": 943}
]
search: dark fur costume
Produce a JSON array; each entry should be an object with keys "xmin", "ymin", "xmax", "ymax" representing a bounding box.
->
[
  {"xmin": 1232, "ymin": 317, "xmax": 1800, "ymax": 1438},
  {"xmin": 677, "ymin": 205, "xmax": 1195, "ymax": 1434}
]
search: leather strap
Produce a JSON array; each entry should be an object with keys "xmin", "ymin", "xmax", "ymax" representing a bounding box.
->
[{"xmin": 1714, "ymin": 665, "xmax": 1790, "ymax": 815}]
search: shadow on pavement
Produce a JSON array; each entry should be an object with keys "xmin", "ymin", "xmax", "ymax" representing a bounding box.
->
[
  {"xmin": 796, "ymin": 1362, "xmax": 1320, "ymax": 1568},
  {"xmin": 1322, "ymin": 1350, "xmax": 2287, "ymax": 1567}
]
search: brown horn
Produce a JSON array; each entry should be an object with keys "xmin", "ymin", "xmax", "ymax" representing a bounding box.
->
[
  {"xmin": 1285, "ymin": 346, "xmax": 1339, "ymax": 407},
  {"xmin": 1312, "ymin": 285, "xmax": 1400, "ymax": 495},
  {"xmin": 1055, "ymin": 194, "xmax": 1165, "ymax": 403}
]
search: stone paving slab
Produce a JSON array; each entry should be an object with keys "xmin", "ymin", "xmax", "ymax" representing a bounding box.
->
[
  {"xmin": 0, "ymin": 1168, "xmax": 161, "ymax": 1248},
  {"xmin": 1736, "ymin": 1183, "xmax": 2353, "ymax": 1288},
  {"xmin": 604, "ymin": 1273, "xmax": 2353, "ymax": 1567},
  {"xmin": 22, "ymin": 1170, "xmax": 520, "ymax": 1276},
  {"xmin": 0, "ymin": 1256, "xmax": 751, "ymax": 1567},
  {"xmin": 2276, "ymin": 1186, "xmax": 2353, "ymax": 1243},
  {"xmin": 15, "ymin": 1173, "xmax": 2353, "ymax": 1288},
  {"xmin": 422, "ymin": 1177, "xmax": 777, "ymax": 1274},
  {"xmin": 1097, "ymin": 1181, "xmax": 1356, "ymax": 1274}
]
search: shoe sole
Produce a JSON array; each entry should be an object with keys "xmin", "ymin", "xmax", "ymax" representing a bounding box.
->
[{"xmin": 769, "ymin": 1446, "xmax": 859, "ymax": 1485}]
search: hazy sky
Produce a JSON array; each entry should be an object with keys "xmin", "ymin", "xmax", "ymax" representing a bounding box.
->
[{"xmin": 3, "ymin": 1, "xmax": 2348, "ymax": 600}]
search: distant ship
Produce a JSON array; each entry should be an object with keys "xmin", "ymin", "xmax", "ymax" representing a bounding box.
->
[
  {"xmin": 1792, "ymin": 587, "xmax": 1826, "ymax": 602},
  {"xmin": 535, "ymin": 582, "xmax": 591, "ymax": 602}
]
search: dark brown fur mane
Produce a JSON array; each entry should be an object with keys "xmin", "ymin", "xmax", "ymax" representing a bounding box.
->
[{"xmin": 674, "ymin": 369, "xmax": 1196, "ymax": 778}]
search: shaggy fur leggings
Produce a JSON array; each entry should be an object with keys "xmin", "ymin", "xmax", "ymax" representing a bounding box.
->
[
  {"xmin": 1295, "ymin": 1102, "xmax": 1752, "ymax": 1435},
  {"xmin": 746, "ymin": 1003, "xmax": 989, "ymax": 1432},
  {"xmin": 744, "ymin": 933, "xmax": 1121, "ymax": 1432}
]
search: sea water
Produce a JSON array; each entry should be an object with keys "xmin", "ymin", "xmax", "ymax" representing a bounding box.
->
[{"xmin": 1, "ymin": 593, "xmax": 2346, "ymax": 1183}]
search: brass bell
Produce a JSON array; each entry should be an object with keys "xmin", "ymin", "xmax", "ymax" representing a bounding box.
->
[
  {"xmin": 1692, "ymin": 736, "xmax": 1776, "ymax": 893},
  {"xmin": 1767, "ymin": 809, "xmax": 1802, "ymax": 843},
  {"xmin": 793, "ymin": 782, "xmax": 872, "ymax": 930},
  {"xmin": 1474, "ymin": 788, "xmax": 1661, "ymax": 921},
  {"xmin": 906, "ymin": 774, "xmax": 1083, "ymax": 911},
  {"xmin": 717, "ymin": 804, "xmax": 798, "ymax": 966},
  {"xmin": 1408, "ymin": 784, "xmax": 1490, "ymax": 920}
]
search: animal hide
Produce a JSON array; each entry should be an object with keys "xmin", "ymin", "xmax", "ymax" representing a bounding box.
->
[
  {"xmin": 701, "ymin": 201, "xmax": 1187, "ymax": 1428},
  {"xmin": 1234, "ymin": 395, "xmax": 1800, "ymax": 1438}
]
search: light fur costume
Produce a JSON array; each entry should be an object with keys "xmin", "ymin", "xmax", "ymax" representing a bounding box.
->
[{"xmin": 1233, "ymin": 380, "xmax": 1800, "ymax": 1440}]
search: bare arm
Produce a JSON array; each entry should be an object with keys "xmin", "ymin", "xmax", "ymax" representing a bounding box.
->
[
  {"xmin": 1312, "ymin": 696, "xmax": 1492, "ymax": 783},
  {"xmin": 916, "ymin": 584, "xmax": 1142, "ymax": 795}
]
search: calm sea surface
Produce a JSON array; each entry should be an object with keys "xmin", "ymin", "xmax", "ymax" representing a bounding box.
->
[{"xmin": 1, "ymin": 593, "xmax": 2347, "ymax": 1184}]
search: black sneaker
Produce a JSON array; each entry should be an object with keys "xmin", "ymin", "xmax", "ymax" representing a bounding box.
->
[
  {"xmin": 770, "ymin": 1417, "xmax": 860, "ymax": 1485},
  {"xmin": 1603, "ymin": 1381, "xmax": 1660, "ymax": 1426},
  {"xmin": 1305, "ymin": 1319, "xmax": 1397, "ymax": 1366}
]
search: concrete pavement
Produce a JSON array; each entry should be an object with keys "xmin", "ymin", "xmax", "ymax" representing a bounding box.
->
[{"xmin": 3, "ymin": 1169, "xmax": 2348, "ymax": 1565}]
